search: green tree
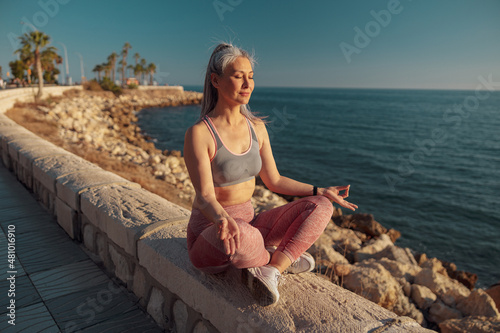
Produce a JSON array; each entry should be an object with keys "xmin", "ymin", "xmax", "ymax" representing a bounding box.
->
[
  {"xmin": 9, "ymin": 60, "xmax": 27, "ymax": 80},
  {"xmin": 40, "ymin": 47, "xmax": 62, "ymax": 84},
  {"xmin": 121, "ymin": 42, "xmax": 132, "ymax": 85},
  {"xmin": 147, "ymin": 63, "xmax": 156, "ymax": 85},
  {"xmin": 15, "ymin": 31, "xmax": 56, "ymax": 101}
]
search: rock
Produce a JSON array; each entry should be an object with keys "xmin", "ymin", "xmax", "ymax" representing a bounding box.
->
[
  {"xmin": 377, "ymin": 258, "xmax": 422, "ymax": 284},
  {"xmin": 414, "ymin": 268, "xmax": 471, "ymax": 307},
  {"xmin": 421, "ymin": 257, "xmax": 448, "ymax": 277},
  {"xmin": 448, "ymin": 270, "xmax": 478, "ymax": 291},
  {"xmin": 415, "ymin": 252, "xmax": 428, "ymax": 266},
  {"xmin": 165, "ymin": 155, "xmax": 180, "ymax": 169},
  {"xmin": 334, "ymin": 263, "xmax": 351, "ymax": 277},
  {"xmin": 386, "ymin": 228, "xmax": 402, "ymax": 243},
  {"xmin": 429, "ymin": 300, "xmax": 463, "ymax": 324},
  {"xmin": 343, "ymin": 260, "xmax": 426, "ymax": 325},
  {"xmin": 343, "ymin": 260, "xmax": 402, "ymax": 310},
  {"xmin": 324, "ymin": 223, "xmax": 363, "ymax": 255},
  {"xmin": 365, "ymin": 245, "xmax": 417, "ymax": 266},
  {"xmin": 333, "ymin": 213, "xmax": 388, "ymax": 238},
  {"xmin": 439, "ymin": 316, "xmax": 500, "ymax": 333},
  {"xmin": 486, "ymin": 282, "xmax": 500, "ymax": 313},
  {"xmin": 456, "ymin": 289, "xmax": 500, "ymax": 318},
  {"xmin": 411, "ymin": 284, "xmax": 437, "ymax": 310},
  {"xmin": 354, "ymin": 234, "xmax": 393, "ymax": 262},
  {"xmin": 308, "ymin": 240, "xmax": 349, "ymax": 266}
]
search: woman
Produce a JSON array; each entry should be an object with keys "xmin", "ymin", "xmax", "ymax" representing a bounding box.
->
[{"xmin": 184, "ymin": 43, "xmax": 358, "ymax": 306}]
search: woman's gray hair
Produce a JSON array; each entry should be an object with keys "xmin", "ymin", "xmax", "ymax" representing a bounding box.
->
[{"xmin": 200, "ymin": 43, "xmax": 260, "ymax": 122}]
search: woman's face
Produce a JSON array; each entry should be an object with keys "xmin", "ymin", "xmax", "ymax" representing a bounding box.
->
[{"xmin": 213, "ymin": 56, "xmax": 254, "ymax": 107}]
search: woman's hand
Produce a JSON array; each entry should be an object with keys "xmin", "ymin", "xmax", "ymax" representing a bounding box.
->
[
  {"xmin": 216, "ymin": 216, "xmax": 240, "ymax": 255},
  {"xmin": 320, "ymin": 185, "xmax": 358, "ymax": 211}
]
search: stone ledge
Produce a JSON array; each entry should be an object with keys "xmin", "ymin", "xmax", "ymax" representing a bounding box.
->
[
  {"xmin": 81, "ymin": 184, "xmax": 189, "ymax": 257},
  {"xmin": 137, "ymin": 222, "xmax": 431, "ymax": 332}
]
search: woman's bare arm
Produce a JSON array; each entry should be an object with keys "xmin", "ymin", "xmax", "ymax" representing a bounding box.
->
[{"xmin": 255, "ymin": 120, "xmax": 358, "ymax": 211}]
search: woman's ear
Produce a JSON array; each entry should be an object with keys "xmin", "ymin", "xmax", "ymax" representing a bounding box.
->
[{"xmin": 211, "ymin": 73, "xmax": 219, "ymax": 88}]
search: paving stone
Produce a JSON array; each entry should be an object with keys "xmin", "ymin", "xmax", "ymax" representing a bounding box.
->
[
  {"xmin": 0, "ymin": 274, "xmax": 41, "ymax": 314},
  {"xmin": 80, "ymin": 307, "xmax": 163, "ymax": 332},
  {"xmin": 45, "ymin": 281, "xmax": 143, "ymax": 331},
  {"xmin": 0, "ymin": 210, "xmax": 58, "ymax": 233},
  {"xmin": 14, "ymin": 224, "xmax": 88, "ymax": 274},
  {"xmin": 31, "ymin": 259, "xmax": 110, "ymax": 301},
  {"xmin": 0, "ymin": 301, "xmax": 59, "ymax": 333}
]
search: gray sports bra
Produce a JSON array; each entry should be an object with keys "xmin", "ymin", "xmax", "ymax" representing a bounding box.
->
[{"xmin": 203, "ymin": 115, "xmax": 262, "ymax": 187}]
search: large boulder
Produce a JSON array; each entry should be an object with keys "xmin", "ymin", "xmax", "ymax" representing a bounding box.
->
[
  {"xmin": 456, "ymin": 289, "xmax": 500, "ymax": 318},
  {"xmin": 411, "ymin": 284, "xmax": 437, "ymax": 310},
  {"xmin": 321, "ymin": 223, "xmax": 363, "ymax": 262},
  {"xmin": 486, "ymin": 283, "xmax": 500, "ymax": 312},
  {"xmin": 429, "ymin": 300, "xmax": 463, "ymax": 324},
  {"xmin": 343, "ymin": 260, "xmax": 424, "ymax": 324},
  {"xmin": 414, "ymin": 268, "xmax": 471, "ymax": 307},
  {"xmin": 421, "ymin": 257, "xmax": 449, "ymax": 277},
  {"xmin": 333, "ymin": 213, "xmax": 401, "ymax": 241},
  {"xmin": 439, "ymin": 316, "xmax": 500, "ymax": 333},
  {"xmin": 378, "ymin": 258, "xmax": 422, "ymax": 284},
  {"xmin": 354, "ymin": 234, "xmax": 393, "ymax": 262},
  {"xmin": 308, "ymin": 237, "xmax": 349, "ymax": 265},
  {"xmin": 365, "ymin": 245, "xmax": 418, "ymax": 266},
  {"xmin": 442, "ymin": 261, "xmax": 478, "ymax": 290}
]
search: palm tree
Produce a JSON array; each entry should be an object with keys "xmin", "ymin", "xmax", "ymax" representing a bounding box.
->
[
  {"xmin": 107, "ymin": 52, "xmax": 118, "ymax": 83},
  {"xmin": 134, "ymin": 52, "xmax": 140, "ymax": 66},
  {"xmin": 92, "ymin": 64, "xmax": 104, "ymax": 82},
  {"xmin": 133, "ymin": 64, "xmax": 142, "ymax": 83},
  {"xmin": 140, "ymin": 58, "xmax": 147, "ymax": 84},
  {"xmin": 121, "ymin": 42, "xmax": 132, "ymax": 85},
  {"xmin": 15, "ymin": 31, "xmax": 56, "ymax": 100},
  {"xmin": 126, "ymin": 64, "xmax": 134, "ymax": 78},
  {"xmin": 147, "ymin": 63, "xmax": 156, "ymax": 85},
  {"xmin": 116, "ymin": 66, "xmax": 123, "ymax": 83},
  {"xmin": 102, "ymin": 62, "xmax": 111, "ymax": 79}
]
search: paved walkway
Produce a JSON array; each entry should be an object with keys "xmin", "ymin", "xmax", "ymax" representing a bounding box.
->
[{"xmin": 0, "ymin": 164, "xmax": 163, "ymax": 332}]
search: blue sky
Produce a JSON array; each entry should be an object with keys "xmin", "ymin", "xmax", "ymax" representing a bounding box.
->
[{"xmin": 1, "ymin": 0, "xmax": 499, "ymax": 89}]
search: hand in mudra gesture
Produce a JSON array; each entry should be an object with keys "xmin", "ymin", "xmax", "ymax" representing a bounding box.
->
[
  {"xmin": 321, "ymin": 185, "xmax": 358, "ymax": 211},
  {"xmin": 216, "ymin": 216, "xmax": 240, "ymax": 255}
]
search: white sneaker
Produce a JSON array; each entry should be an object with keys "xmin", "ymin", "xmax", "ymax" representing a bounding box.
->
[
  {"xmin": 266, "ymin": 246, "xmax": 315, "ymax": 274},
  {"xmin": 242, "ymin": 265, "xmax": 281, "ymax": 306}
]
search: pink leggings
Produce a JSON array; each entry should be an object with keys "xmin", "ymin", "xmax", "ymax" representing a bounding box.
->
[{"xmin": 187, "ymin": 195, "xmax": 333, "ymax": 274}]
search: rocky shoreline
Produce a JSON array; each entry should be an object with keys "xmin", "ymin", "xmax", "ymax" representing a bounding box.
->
[{"xmin": 6, "ymin": 88, "xmax": 499, "ymax": 332}]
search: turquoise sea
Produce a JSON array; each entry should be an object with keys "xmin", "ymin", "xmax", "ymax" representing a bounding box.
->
[{"xmin": 138, "ymin": 86, "xmax": 500, "ymax": 288}]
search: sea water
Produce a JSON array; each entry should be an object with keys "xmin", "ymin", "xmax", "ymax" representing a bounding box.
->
[{"xmin": 138, "ymin": 86, "xmax": 500, "ymax": 288}]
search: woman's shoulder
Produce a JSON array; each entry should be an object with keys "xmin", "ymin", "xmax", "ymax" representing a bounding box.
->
[{"xmin": 185, "ymin": 118, "xmax": 211, "ymax": 141}]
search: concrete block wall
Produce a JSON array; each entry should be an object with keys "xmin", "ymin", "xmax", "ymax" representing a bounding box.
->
[{"xmin": 0, "ymin": 87, "xmax": 433, "ymax": 333}]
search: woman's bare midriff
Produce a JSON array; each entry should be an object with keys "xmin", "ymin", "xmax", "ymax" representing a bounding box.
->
[{"xmin": 214, "ymin": 178, "xmax": 256, "ymax": 207}]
